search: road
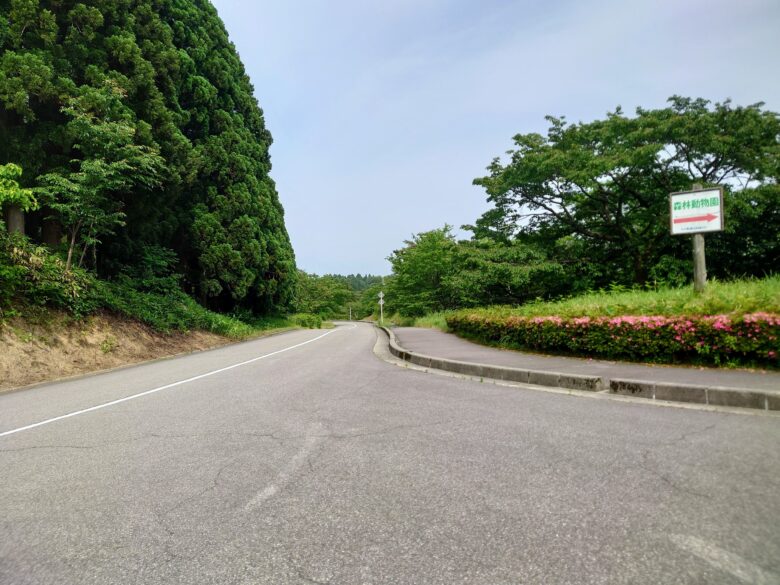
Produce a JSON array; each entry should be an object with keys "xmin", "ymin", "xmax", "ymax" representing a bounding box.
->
[{"xmin": 1, "ymin": 322, "xmax": 779, "ymax": 584}]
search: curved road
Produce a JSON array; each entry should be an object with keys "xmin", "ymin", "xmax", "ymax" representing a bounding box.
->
[{"xmin": 1, "ymin": 323, "xmax": 778, "ymax": 584}]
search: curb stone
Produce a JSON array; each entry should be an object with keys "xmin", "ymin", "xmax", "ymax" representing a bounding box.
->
[
  {"xmin": 610, "ymin": 378, "xmax": 774, "ymax": 410},
  {"xmin": 380, "ymin": 327, "xmax": 603, "ymax": 392},
  {"xmin": 379, "ymin": 327, "xmax": 780, "ymax": 412}
]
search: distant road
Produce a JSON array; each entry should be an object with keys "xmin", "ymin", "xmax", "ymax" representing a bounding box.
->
[{"xmin": 1, "ymin": 323, "xmax": 779, "ymax": 584}]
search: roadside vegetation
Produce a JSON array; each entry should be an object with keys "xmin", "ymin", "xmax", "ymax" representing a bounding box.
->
[
  {"xmin": 438, "ymin": 278, "xmax": 779, "ymax": 367},
  {"xmin": 446, "ymin": 309, "xmax": 777, "ymax": 367},
  {"xmin": 373, "ymin": 97, "xmax": 779, "ymax": 367},
  {"xmin": 294, "ymin": 271, "xmax": 384, "ymax": 321},
  {"xmin": 417, "ymin": 277, "xmax": 779, "ymax": 325},
  {"xmin": 1, "ymin": 0, "xmax": 296, "ymax": 332},
  {"xmin": 0, "ymin": 231, "xmax": 296, "ymax": 339}
]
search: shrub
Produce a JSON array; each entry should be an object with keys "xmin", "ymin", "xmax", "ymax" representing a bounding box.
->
[
  {"xmin": 0, "ymin": 232, "xmax": 293, "ymax": 338},
  {"xmin": 0, "ymin": 232, "xmax": 98, "ymax": 316},
  {"xmin": 290, "ymin": 313, "xmax": 322, "ymax": 329},
  {"xmin": 446, "ymin": 311, "xmax": 779, "ymax": 367}
]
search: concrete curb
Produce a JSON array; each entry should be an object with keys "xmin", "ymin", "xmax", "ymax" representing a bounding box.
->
[
  {"xmin": 380, "ymin": 327, "xmax": 603, "ymax": 393},
  {"xmin": 609, "ymin": 378, "xmax": 778, "ymax": 410},
  {"xmin": 379, "ymin": 327, "xmax": 779, "ymax": 411}
]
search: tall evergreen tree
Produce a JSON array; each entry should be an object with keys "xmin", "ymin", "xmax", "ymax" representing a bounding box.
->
[{"xmin": 0, "ymin": 0, "xmax": 296, "ymax": 313}]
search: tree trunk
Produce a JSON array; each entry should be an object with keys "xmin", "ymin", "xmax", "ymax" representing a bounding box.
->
[
  {"xmin": 4, "ymin": 205, "xmax": 25, "ymax": 235},
  {"xmin": 78, "ymin": 242, "xmax": 89, "ymax": 268},
  {"xmin": 41, "ymin": 216, "xmax": 62, "ymax": 248},
  {"xmin": 65, "ymin": 224, "xmax": 80, "ymax": 272},
  {"xmin": 633, "ymin": 253, "xmax": 649, "ymax": 286}
]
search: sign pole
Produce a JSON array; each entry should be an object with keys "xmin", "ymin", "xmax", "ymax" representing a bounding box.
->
[
  {"xmin": 691, "ymin": 183, "xmax": 706, "ymax": 293},
  {"xmin": 692, "ymin": 233, "xmax": 706, "ymax": 293}
]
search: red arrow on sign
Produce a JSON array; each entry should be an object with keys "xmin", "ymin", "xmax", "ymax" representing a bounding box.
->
[{"xmin": 673, "ymin": 213, "xmax": 718, "ymax": 224}]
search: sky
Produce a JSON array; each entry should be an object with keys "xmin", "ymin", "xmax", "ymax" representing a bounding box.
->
[{"xmin": 210, "ymin": 0, "xmax": 780, "ymax": 276}]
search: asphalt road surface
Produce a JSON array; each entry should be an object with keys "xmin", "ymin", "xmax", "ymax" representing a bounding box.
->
[{"xmin": 1, "ymin": 322, "xmax": 779, "ymax": 585}]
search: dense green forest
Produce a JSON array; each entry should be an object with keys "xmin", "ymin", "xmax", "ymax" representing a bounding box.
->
[
  {"xmin": 294, "ymin": 271, "xmax": 383, "ymax": 320},
  {"xmin": 0, "ymin": 0, "xmax": 295, "ymax": 315},
  {"xmin": 381, "ymin": 98, "xmax": 779, "ymax": 318}
]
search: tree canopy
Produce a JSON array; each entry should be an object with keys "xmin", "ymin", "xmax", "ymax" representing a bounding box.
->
[
  {"xmin": 0, "ymin": 0, "xmax": 296, "ymax": 313},
  {"xmin": 471, "ymin": 97, "xmax": 780, "ymax": 286},
  {"xmin": 385, "ymin": 226, "xmax": 566, "ymax": 316},
  {"xmin": 0, "ymin": 163, "xmax": 37, "ymax": 214}
]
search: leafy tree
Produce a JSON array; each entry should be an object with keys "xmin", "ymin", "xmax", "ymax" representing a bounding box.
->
[
  {"xmin": 472, "ymin": 97, "xmax": 780, "ymax": 285},
  {"xmin": 447, "ymin": 240, "xmax": 567, "ymax": 307},
  {"xmin": 294, "ymin": 271, "xmax": 355, "ymax": 318},
  {"xmin": 356, "ymin": 280, "xmax": 388, "ymax": 319},
  {"xmin": 384, "ymin": 227, "xmax": 570, "ymax": 316},
  {"xmin": 387, "ymin": 227, "xmax": 459, "ymax": 316},
  {"xmin": 334, "ymin": 273, "xmax": 383, "ymax": 292},
  {"xmin": 709, "ymin": 184, "xmax": 780, "ymax": 278},
  {"xmin": 0, "ymin": 0, "xmax": 297, "ymax": 314},
  {"xmin": 37, "ymin": 85, "xmax": 164, "ymax": 271},
  {"xmin": 0, "ymin": 163, "xmax": 37, "ymax": 225}
]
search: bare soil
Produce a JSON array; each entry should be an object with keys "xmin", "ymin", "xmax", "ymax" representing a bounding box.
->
[{"xmin": 0, "ymin": 311, "xmax": 232, "ymax": 392}]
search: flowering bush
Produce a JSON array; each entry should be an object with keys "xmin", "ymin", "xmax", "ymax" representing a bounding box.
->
[{"xmin": 446, "ymin": 311, "xmax": 780, "ymax": 367}]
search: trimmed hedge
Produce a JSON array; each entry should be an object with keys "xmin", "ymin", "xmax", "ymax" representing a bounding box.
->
[{"xmin": 446, "ymin": 311, "xmax": 780, "ymax": 367}]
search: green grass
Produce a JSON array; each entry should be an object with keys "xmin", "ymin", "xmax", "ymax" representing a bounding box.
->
[
  {"xmin": 507, "ymin": 277, "xmax": 779, "ymax": 318},
  {"xmin": 427, "ymin": 277, "xmax": 779, "ymax": 322},
  {"xmin": 413, "ymin": 312, "xmax": 450, "ymax": 331},
  {"xmin": 408, "ymin": 277, "xmax": 780, "ymax": 328}
]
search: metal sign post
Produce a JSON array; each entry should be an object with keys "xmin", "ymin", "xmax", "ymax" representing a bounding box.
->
[
  {"xmin": 378, "ymin": 291, "xmax": 385, "ymax": 326},
  {"xmin": 669, "ymin": 184, "xmax": 724, "ymax": 293}
]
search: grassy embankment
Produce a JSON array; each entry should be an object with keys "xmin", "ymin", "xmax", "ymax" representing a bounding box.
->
[
  {"xmin": 0, "ymin": 234, "xmax": 331, "ymax": 390},
  {"xmin": 413, "ymin": 277, "xmax": 780, "ymax": 331},
  {"xmin": 408, "ymin": 277, "xmax": 780, "ymax": 368}
]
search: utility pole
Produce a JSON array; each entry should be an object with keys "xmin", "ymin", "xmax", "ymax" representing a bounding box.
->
[{"xmin": 378, "ymin": 291, "xmax": 385, "ymax": 326}]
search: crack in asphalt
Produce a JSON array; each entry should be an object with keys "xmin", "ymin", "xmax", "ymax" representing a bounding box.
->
[
  {"xmin": 641, "ymin": 422, "xmax": 720, "ymax": 449},
  {"xmin": 0, "ymin": 430, "xmax": 286, "ymax": 454},
  {"xmin": 637, "ymin": 450, "xmax": 711, "ymax": 499},
  {"xmin": 288, "ymin": 557, "xmax": 336, "ymax": 585},
  {"xmin": 635, "ymin": 422, "xmax": 719, "ymax": 499},
  {"xmin": 162, "ymin": 457, "xmax": 239, "ymax": 518},
  {"xmin": 149, "ymin": 457, "xmax": 242, "ymax": 565}
]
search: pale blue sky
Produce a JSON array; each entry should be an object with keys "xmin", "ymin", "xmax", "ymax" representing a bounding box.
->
[{"xmin": 210, "ymin": 0, "xmax": 780, "ymax": 275}]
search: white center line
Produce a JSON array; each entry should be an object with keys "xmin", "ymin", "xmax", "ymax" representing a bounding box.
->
[
  {"xmin": 669, "ymin": 534, "xmax": 780, "ymax": 585},
  {"xmin": 245, "ymin": 429, "xmax": 323, "ymax": 510},
  {"xmin": 0, "ymin": 328, "xmax": 341, "ymax": 439}
]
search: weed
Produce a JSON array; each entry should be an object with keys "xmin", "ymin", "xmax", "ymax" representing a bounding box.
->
[{"xmin": 100, "ymin": 335, "xmax": 118, "ymax": 354}]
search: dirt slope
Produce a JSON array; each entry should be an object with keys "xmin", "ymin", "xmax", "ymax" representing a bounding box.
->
[{"xmin": 0, "ymin": 312, "xmax": 231, "ymax": 392}]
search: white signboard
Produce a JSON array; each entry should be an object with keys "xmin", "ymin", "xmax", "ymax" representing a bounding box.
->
[{"xmin": 669, "ymin": 188, "xmax": 724, "ymax": 235}]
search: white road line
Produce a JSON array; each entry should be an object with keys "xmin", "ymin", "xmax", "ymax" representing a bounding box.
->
[
  {"xmin": 245, "ymin": 430, "xmax": 322, "ymax": 511},
  {"xmin": 669, "ymin": 534, "xmax": 780, "ymax": 585},
  {"xmin": 0, "ymin": 329, "xmax": 341, "ymax": 439}
]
